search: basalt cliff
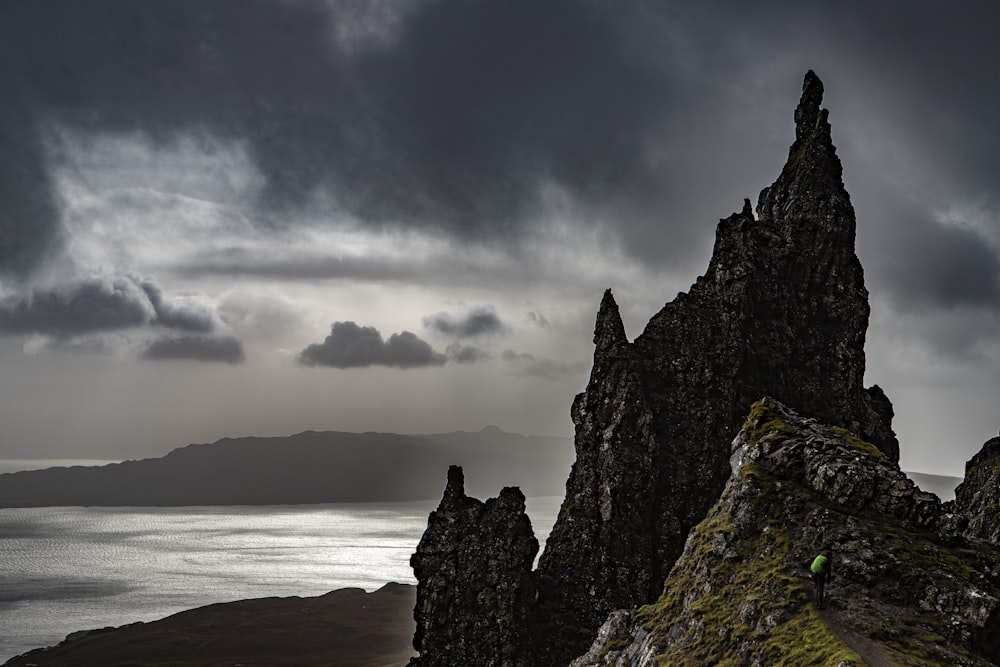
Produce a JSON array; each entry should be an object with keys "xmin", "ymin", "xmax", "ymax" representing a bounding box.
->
[{"xmin": 407, "ymin": 71, "xmax": 1000, "ymax": 666}]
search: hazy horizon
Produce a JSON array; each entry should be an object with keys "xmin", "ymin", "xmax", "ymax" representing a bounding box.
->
[{"xmin": 2, "ymin": 1, "xmax": 1000, "ymax": 479}]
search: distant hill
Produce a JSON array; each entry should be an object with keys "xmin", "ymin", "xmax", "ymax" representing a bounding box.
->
[{"xmin": 0, "ymin": 427, "xmax": 574, "ymax": 507}]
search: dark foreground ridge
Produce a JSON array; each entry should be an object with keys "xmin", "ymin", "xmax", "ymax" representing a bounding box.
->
[
  {"xmin": 3, "ymin": 583, "xmax": 417, "ymax": 667},
  {"xmin": 407, "ymin": 71, "xmax": 1000, "ymax": 666}
]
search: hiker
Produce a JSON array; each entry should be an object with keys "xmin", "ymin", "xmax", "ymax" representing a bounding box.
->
[{"xmin": 810, "ymin": 550, "xmax": 833, "ymax": 609}]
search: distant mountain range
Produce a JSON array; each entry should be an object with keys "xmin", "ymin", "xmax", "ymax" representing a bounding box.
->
[{"xmin": 0, "ymin": 426, "xmax": 574, "ymax": 507}]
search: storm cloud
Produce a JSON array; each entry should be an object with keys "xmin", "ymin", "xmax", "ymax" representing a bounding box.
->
[
  {"xmin": 0, "ymin": 0, "xmax": 674, "ymax": 279},
  {"xmin": 0, "ymin": 274, "xmax": 240, "ymax": 361},
  {"xmin": 0, "ymin": 276, "xmax": 152, "ymax": 337},
  {"xmin": 298, "ymin": 321, "xmax": 446, "ymax": 369},
  {"xmin": 5, "ymin": 0, "xmax": 1000, "ymax": 306}
]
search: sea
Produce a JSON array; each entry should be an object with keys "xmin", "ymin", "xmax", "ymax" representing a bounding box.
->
[{"xmin": 0, "ymin": 460, "xmax": 561, "ymax": 662}]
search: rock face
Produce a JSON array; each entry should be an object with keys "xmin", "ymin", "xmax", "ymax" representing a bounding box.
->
[
  {"xmin": 955, "ymin": 436, "xmax": 1000, "ymax": 544},
  {"xmin": 574, "ymin": 399, "xmax": 1000, "ymax": 666},
  {"xmin": 408, "ymin": 466, "xmax": 538, "ymax": 667},
  {"xmin": 532, "ymin": 69, "xmax": 898, "ymax": 663}
]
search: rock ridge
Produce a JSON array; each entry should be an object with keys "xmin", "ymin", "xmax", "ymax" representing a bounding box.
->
[{"xmin": 573, "ymin": 398, "xmax": 1000, "ymax": 666}]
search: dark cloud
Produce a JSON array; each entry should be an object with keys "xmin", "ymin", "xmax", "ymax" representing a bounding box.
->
[
  {"xmin": 0, "ymin": 276, "xmax": 152, "ymax": 336},
  {"xmin": 446, "ymin": 342, "xmax": 491, "ymax": 364},
  {"xmin": 298, "ymin": 321, "xmax": 446, "ymax": 369},
  {"xmin": 141, "ymin": 334, "xmax": 245, "ymax": 364},
  {"xmin": 0, "ymin": 275, "xmax": 227, "ymax": 337},
  {"xmin": 422, "ymin": 306, "xmax": 506, "ymax": 338},
  {"xmin": 0, "ymin": 0, "xmax": 675, "ymax": 277},
  {"xmin": 0, "ymin": 274, "xmax": 242, "ymax": 363}
]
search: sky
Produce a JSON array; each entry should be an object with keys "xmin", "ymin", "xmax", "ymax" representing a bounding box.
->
[{"xmin": 1, "ymin": 1, "xmax": 998, "ymax": 478}]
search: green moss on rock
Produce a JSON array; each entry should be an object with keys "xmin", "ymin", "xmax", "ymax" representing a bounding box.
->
[
  {"xmin": 832, "ymin": 426, "xmax": 885, "ymax": 460},
  {"xmin": 741, "ymin": 401, "xmax": 789, "ymax": 444}
]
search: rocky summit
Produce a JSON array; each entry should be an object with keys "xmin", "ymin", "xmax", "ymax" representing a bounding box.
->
[{"xmin": 406, "ymin": 70, "xmax": 1000, "ymax": 666}]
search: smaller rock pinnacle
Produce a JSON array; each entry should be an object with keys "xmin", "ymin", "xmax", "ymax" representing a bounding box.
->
[
  {"xmin": 594, "ymin": 289, "xmax": 627, "ymax": 349},
  {"xmin": 444, "ymin": 465, "xmax": 465, "ymax": 500}
]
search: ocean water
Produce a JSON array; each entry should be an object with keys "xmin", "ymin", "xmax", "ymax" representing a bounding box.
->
[{"xmin": 0, "ymin": 497, "xmax": 562, "ymax": 662}]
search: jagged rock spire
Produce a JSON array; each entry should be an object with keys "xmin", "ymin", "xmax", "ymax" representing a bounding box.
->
[{"xmin": 533, "ymin": 70, "xmax": 898, "ymax": 663}]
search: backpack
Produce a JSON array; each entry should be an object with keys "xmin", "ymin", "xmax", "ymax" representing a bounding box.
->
[{"xmin": 810, "ymin": 554, "xmax": 828, "ymax": 574}]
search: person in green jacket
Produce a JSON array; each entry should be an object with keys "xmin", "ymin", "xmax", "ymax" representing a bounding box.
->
[{"xmin": 811, "ymin": 551, "xmax": 833, "ymax": 609}]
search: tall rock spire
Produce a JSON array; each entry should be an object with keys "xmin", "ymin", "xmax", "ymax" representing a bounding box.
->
[{"xmin": 532, "ymin": 70, "xmax": 898, "ymax": 663}]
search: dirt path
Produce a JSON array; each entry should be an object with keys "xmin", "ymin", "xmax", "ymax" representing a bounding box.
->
[{"xmin": 818, "ymin": 605, "xmax": 896, "ymax": 667}]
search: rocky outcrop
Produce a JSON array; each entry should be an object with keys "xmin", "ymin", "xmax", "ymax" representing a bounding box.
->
[
  {"xmin": 955, "ymin": 436, "xmax": 1000, "ymax": 544},
  {"xmin": 532, "ymin": 69, "xmax": 898, "ymax": 663},
  {"xmin": 408, "ymin": 466, "xmax": 538, "ymax": 667},
  {"xmin": 574, "ymin": 399, "xmax": 1000, "ymax": 666}
]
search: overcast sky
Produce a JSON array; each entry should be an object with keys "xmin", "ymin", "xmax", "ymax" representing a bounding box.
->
[{"xmin": 1, "ymin": 1, "xmax": 998, "ymax": 478}]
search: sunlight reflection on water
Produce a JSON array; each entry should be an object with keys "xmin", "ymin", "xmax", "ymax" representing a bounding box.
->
[{"xmin": 0, "ymin": 497, "xmax": 561, "ymax": 661}]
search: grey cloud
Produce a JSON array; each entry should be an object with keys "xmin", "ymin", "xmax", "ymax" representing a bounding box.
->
[
  {"xmin": 141, "ymin": 334, "xmax": 245, "ymax": 364},
  {"xmin": 446, "ymin": 342, "xmax": 491, "ymax": 364},
  {"xmin": 501, "ymin": 349, "xmax": 588, "ymax": 380},
  {"xmin": 0, "ymin": 275, "xmax": 229, "ymax": 338},
  {"xmin": 0, "ymin": 274, "xmax": 244, "ymax": 364},
  {"xmin": 298, "ymin": 321, "xmax": 446, "ymax": 369},
  {"xmin": 422, "ymin": 306, "xmax": 506, "ymax": 338},
  {"xmin": 0, "ymin": 276, "xmax": 153, "ymax": 336},
  {"xmin": 139, "ymin": 279, "xmax": 216, "ymax": 333}
]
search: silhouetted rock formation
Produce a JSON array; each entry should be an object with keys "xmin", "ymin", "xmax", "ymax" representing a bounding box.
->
[
  {"xmin": 955, "ymin": 435, "xmax": 1000, "ymax": 544},
  {"xmin": 409, "ymin": 466, "xmax": 538, "ymax": 667},
  {"xmin": 574, "ymin": 399, "xmax": 1000, "ymax": 666},
  {"xmin": 532, "ymin": 69, "xmax": 898, "ymax": 663}
]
